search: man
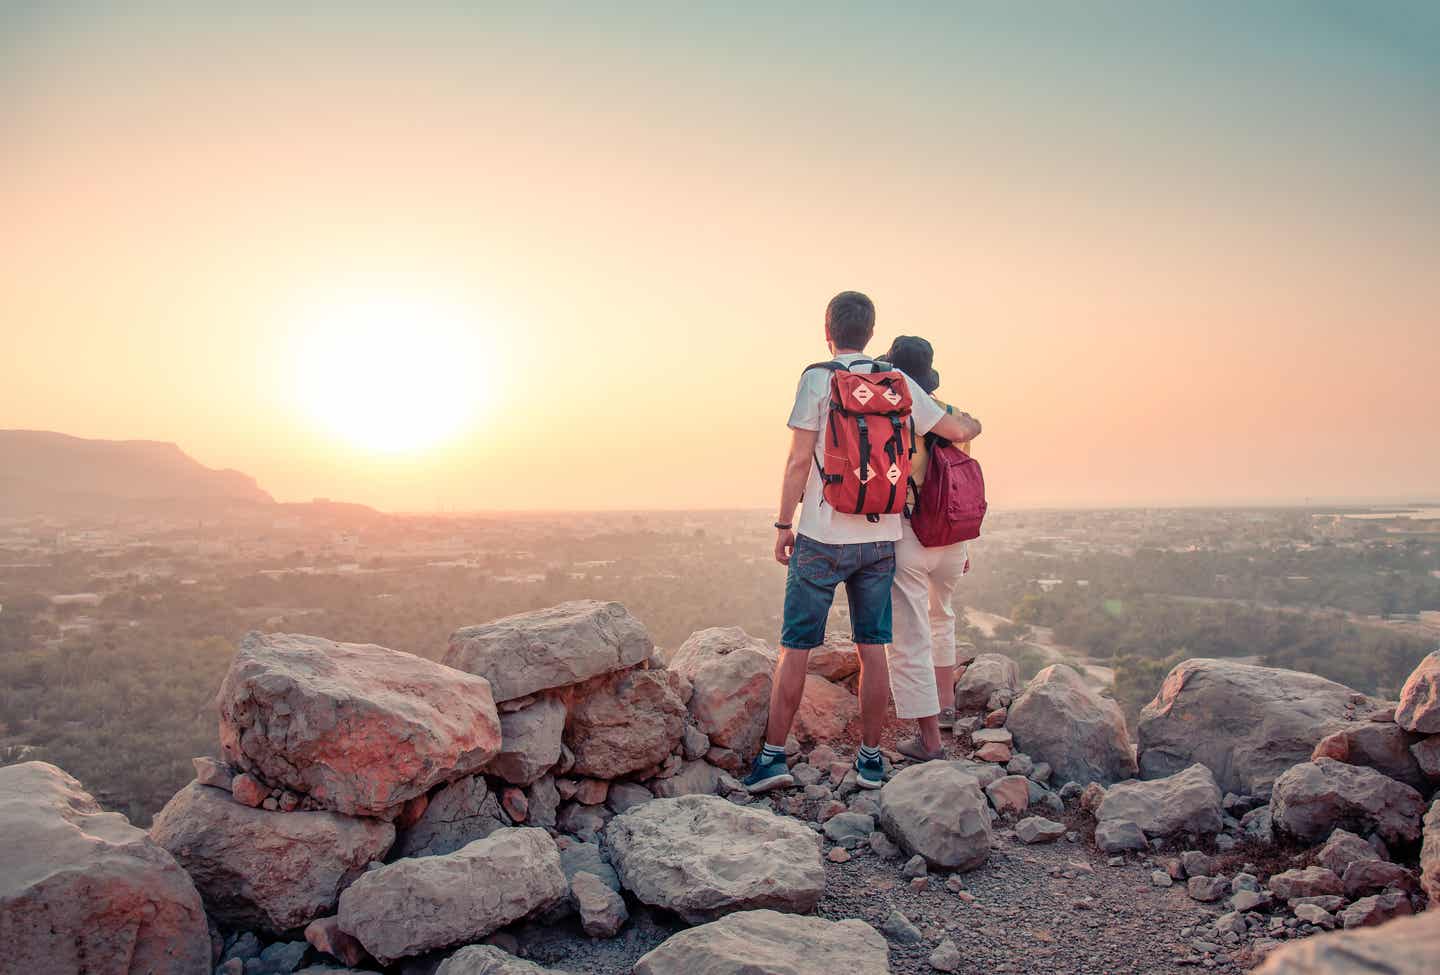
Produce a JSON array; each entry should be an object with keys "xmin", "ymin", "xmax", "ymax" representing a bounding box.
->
[{"xmin": 743, "ymin": 291, "xmax": 982, "ymax": 793}]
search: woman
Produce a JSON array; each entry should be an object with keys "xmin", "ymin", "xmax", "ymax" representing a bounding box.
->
[{"xmin": 885, "ymin": 335, "xmax": 973, "ymax": 761}]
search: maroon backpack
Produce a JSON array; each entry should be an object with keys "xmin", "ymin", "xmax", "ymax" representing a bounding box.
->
[{"xmin": 909, "ymin": 441, "xmax": 987, "ymax": 547}]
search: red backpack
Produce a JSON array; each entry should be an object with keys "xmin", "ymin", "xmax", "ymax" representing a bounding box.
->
[
  {"xmin": 909, "ymin": 438, "xmax": 987, "ymax": 547},
  {"xmin": 804, "ymin": 359, "xmax": 916, "ymax": 521}
]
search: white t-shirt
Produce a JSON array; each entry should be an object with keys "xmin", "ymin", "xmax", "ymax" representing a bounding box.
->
[{"xmin": 787, "ymin": 352, "xmax": 946, "ymax": 544}]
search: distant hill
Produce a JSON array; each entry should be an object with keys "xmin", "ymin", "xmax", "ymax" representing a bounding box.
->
[{"xmin": 0, "ymin": 430, "xmax": 275, "ymax": 517}]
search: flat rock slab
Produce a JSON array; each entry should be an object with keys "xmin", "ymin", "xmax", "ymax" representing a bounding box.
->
[
  {"xmin": 1137, "ymin": 658, "xmax": 1375, "ymax": 797},
  {"xmin": 338, "ymin": 827, "xmax": 565, "ymax": 964},
  {"xmin": 1271, "ymin": 757, "xmax": 1425, "ymax": 845},
  {"xmin": 1095, "ymin": 763, "xmax": 1222, "ymax": 839},
  {"xmin": 0, "ymin": 762, "xmax": 211, "ymax": 975},
  {"xmin": 484, "ymin": 694, "xmax": 567, "ymax": 786},
  {"xmin": 436, "ymin": 944, "xmax": 580, "ymax": 974},
  {"xmin": 150, "ymin": 780, "xmax": 395, "ymax": 934},
  {"xmin": 606, "ymin": 795, "xmax": 824, "ymax": 923},
  {"xmin": 1253, "ymin": 909, "xmax": 1440, "ymax": 974},
  {"xmin": 880, "ymin": 762, "xmax": 993, "ymax": 870},
  {"xmin": 220, "ymin": 631, "xmax": 501, "ymax": 816},
  {"xmin": 445, "ymin": 600, "xmax": 654, "ymax": 702},
  {"xmin": 1007, "ymin": 664, "xmax": 1136, "ymax": 786},
  {"xmin": 633, "ymin": 909, "xmax": 890, "ymax": 975}
]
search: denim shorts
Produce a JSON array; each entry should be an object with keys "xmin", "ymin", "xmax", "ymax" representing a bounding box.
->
[{"xmin": 781, "ymin": 534, "xmax": 897, "ymax": 649}]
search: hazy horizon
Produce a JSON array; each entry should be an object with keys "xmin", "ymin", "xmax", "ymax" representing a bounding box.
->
[{"xmin": 4, "ymin": 4, "xmax": 1438, "ymax": 511}]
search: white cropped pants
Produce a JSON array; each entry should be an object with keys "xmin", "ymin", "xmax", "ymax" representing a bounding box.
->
[{"xmin": 888, "ymin": 519, "xmax": 968, "ymax": 719}]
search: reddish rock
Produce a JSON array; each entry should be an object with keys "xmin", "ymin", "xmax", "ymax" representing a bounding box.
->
[
  {"xmin": 974, "ymin": 742, "xmax": 1012, "ymax": 764},
  {"xmin": 984, "ymin": 709, "xmax": 1008, "ymax": 728},
  {"xmin": 1419, "ymin": 798, "xmax": 1439, "ymax": 905},
  {"xmin": 1339, "ymin": 891, "xmax": 1413, "ymax": 929},
  {"xmin": 670, "ymin": 627, "xmax": 778, "ymax": 763},
  {"xmin": 807, "ymin": 634, "xmax": 860, "ymax": 682},
  {"xmin": 793, "ymin": 674, "xmax": 859, "ymax": 743},
  {"xmin": 304, "ymin": 915, "xmax": 369, "ymax": 967},
  {"xmin": 220, "ymin": 632, "xmax": 501, "ymax": 816},
  {"xmin": 231, "ymin": 773, "xmax": 268, "ymax": 808},
  {"xmin": 575, "ymin": 779, "xmax": 610, "ymax": 806},
  {"xmin": 564, "ymin": 668, "xmax": 687, "ymax": 780},
  {"xmin": 1341, "ymin": 858, "xmax": 1416, "ymax": 897},
  {"xmin": 1312, "ymin": 722, "xmax": 1427, "ymax": 789},
  {"xmin": 818, "ymin": 800, "xmax": 848, "ymax": 822},
  {"xmin": 501, "ymin": 786, "xmax": 529, "ymax": 823},
  {"xmin": 1, "ymin": 762, "xmax": 212, "ymax": 975},
  {"xmin": 984, "ymin": 775, "xmax": 1031, "ymax": 816},
  {"xmin": 394, "ymin": 793, "xmax": 429, "ymax": 830},
  {"xmin": 1396, "ymin": 651, "xmax": 1440, "ymax": 733}
]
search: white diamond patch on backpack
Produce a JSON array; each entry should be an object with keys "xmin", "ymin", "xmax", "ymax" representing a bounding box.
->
[
  {"xmin": 851, "ymin": 385, "xmax": 874, "ymax": 406},
  {"xmin": 853, "ymin": 466, "xmax": 877, "ymax": 484},
  {"xmin": 881, "ymin": 387, "xmax": 902, "ymax": 406},
  {"xmin": 886, "ymin": 463, "xmax": 902, "ymax": 485}
]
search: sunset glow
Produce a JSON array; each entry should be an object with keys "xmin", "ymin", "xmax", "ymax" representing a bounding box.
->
[{"xmin": 291, "ymin": 291, "xmax": 492, "ymax": 454}]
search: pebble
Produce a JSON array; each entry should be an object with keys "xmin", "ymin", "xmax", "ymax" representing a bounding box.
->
[
  {"xmin": 929, "ymin": 938, "xmax": 962, "ymax": 972},
  {"xmin": 827, "ymin": 847, "xmax": 851, "ymax": 863},
  {"xmin": 881, "ymin": 909, "xmax": 924, "ymax": 944},
  {"xmin": 903, "ymin": 854, "xmax": 929, "ymax": 878}
]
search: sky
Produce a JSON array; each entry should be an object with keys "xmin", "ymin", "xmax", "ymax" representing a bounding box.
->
[{"xmin": 2, "ymin": 2, "xmax": 1438, "ymax": 511}]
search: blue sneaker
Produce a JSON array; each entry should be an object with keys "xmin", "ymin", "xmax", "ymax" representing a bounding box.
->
[
  {"xmin": 854, "ymin": 751, "xmax": 885, "ymax": 789},
  {"xmin": 742, "ymin": 754, "xmax": 794, "ymax": 794}
]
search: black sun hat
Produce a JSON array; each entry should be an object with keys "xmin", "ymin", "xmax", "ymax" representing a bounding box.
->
[{"xmin": 884, "ymin": 335, "xmax": 940, "ymax": 393}]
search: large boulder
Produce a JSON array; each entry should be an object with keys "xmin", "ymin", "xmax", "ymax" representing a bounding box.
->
[
  {"xmin": 563, "ymin": 668, "xmax": 687, "ymax": 779},
  {"xmin": 219, "ymin": 631, "xmax": 501, "ymax": 816},
  {"xmin": 606, "ymin": 795, "xmax": 824, "ymax": 923},
  {"xmin": 1253, "ymin": 909, "xmax": 1440, "ymax": 974},
  {"xmin": 1312, "ymin": 721, "xmax": 1427, "ymax": 790},
  {"xmin": 1007, "ymin": 664, "xmax": 1136, "ymax": 786},
  {"xmin": 483, "ymin": 694, "xmax": 567, "ymax": 786},
  {"xmin": 1422, "ymin": 798, "xmax": 1440, "ymax": 904},
  {"xmin": 444, "ymin": 600, "xmax": 653, "ymax": 703},
  {"xmin": 792, "ymin": 674, "xmax": 859, "ymax": 742},
  {"xmin": 668, "ymin": 627, "xmax": 778, "ymax": 762},
  {"xmin": 953, "ymin": 653, "xmax": 1021, "ymax": 713},
  {"xmin": 1094, "ymin": 764, "xmax": 1223, "ymax": 839},
  {"xmin": 0, "ymin": 762, "xmax": 211, "ymax": 975},
  {"xmin": 392, "ymin": 773, "xmax": 507, "ymax": 859},
  {"xmin": 1271, "ymin": 757, "xmax": 1426, "ymax": 845},
  {"xmin": 150, "ymin": 781, "xmax": 394, "ymax": 934},
  {"xmin": 879, "ymin": 762, "xmax": 993, "ymax": 870},
  {"xmin": 1396, "ymin": 650, "xmax": 1440, "ymax": 733},
  {"xmin": 633, "ymin": 909, "xmax": 889, "ymax": 975},
  {"xmin": 337, "ymin": 827, "xmax": 565, "ymax": 965},
  {"xmin": 1137, "ymin": 658, "xmax": 1376, "ymax": 797}
]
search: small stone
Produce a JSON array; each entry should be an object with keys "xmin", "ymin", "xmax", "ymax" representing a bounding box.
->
[
  {"xmin": 1230, "ymin": 889, "xmax": 1271, "ymax": 912},
  {"xmin": 984, "ymin": 708, "xmax": 1008, "ymax": 728},
  {"xmin": 261, "ymin": 797, "xmax": 278, "ymax": 811},
  {"xmin": 902, "ymin": 854, "xmax": 928, "ymax": 878},
  {"xmin": 501, "ymin": 786, "xmax": 529, "ymax": 822},
  {"xmin": 1180, "ymin": 850, "xmax": 1218, "ymax": 879},
  {"xmin": 868, "ymin": 831, "xmax": 901, "ymax": 859},
  {"xmin": 192, "ymin": 757, "xmax": 234, "ymax": 791},
  {"xmin": 909, "ymin": 876, "xmax": 929, "ymax": 893},
  {"xmin": 1014, "ymin": 816, "xmax": 1066, "ymax": 844},
  {"xmin": 929, "ymin": 938, "xmax": 962, "ymax": 972},
  {"xmin": 572, "ymin": 869, "xmax": 628, "ymax": 938},
  {"xmin": 575, "ymin": 779, "xmax": 609, "ymax": 806},
  {"xmin": 1107, "ymin": 855, "xmax": 1125, "ymax": 867},
  {"xmin": 1292, "ymin": 904, "xmax": 1335, "ymax": 929},
  {"xmin": 1187, "ymin": 876, "xmax": 1229, "ymax": 903},
  {"xmin": 1151, "ymin": 870, "xmax": 1174, "ymax": 888},
  {"xmin": 230, "ymin": 773, "xmax": 267, "ymax": 808},
  {"xmin": 974, "ymin": 742, "xmax": 1013, "ymax": 764},
  {"xmin": 827, "ymin": 847, "xmax": 851, "ymax": 863},
  {"xmin": 881, "ymin": 909, "xmax": 923, "ymax": 944}
]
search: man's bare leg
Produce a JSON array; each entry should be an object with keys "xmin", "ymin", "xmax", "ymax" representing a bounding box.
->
[
  {"xmin": 763, "ymin": 647, "xmax": 810, "ymax": 747},
  {"xmin": 856, "ymin": 643, "xmax": 890, "ymax": 748}
]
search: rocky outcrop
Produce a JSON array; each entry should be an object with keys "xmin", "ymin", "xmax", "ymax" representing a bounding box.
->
[
  {"xmin": 337, "ymin": 827, "xmax": 565, "ymax": 964},
  {"xmin": 792, "ymin": 674, "xmax": 859, "ymax": 742},
  {"xmin": 483, "ymin": 694, "xmax": 567, "ymax": 786},
  {"xmin": 807, "ymin": 633, "xmax": 860, "ymax": 682},
  {"xmin": 879, "ymin": 762, "xmax": 992, "ymax": 870},
  {"xmin": 1315, "ymin": 828, "xmax": 1380, "ymax": 876},
  {"xmin": 445, "ymin": 600, "xmax": 654, "ymax": 703},
  {"xmin": 1137, "ymin": 659, "xmax": 1375, "ymax": 797},
  {"xmin": 606, "ymin": 795, "xmax": 824, "ymax": 923},
  {"xmin": 1253, "ymin": 908, "xmax": 1440, "ymax": 974},
  {"xmin": 0, "ymin": 762, "xmax": 211, "ymax": 975},
  {"xmin": 1271, "ymin": 757, "xmax": 1426, "ymax": 845},
  {"xmin": 219, "ymin": 631, "xmax": 501, "ymax": 816},
  {"xmin": 391, "ymin": 773, "xmax": 506, "ymax": 859},
  {"xmin": 1311, "ymin": 721, "xmax": 1427, "ymax": 790},
  {"xmin": 1007, "ymin": 664, "xmax": 1136, "ymax": 786},
  {"xmin": 1095, "ymin": 764, "xmax": 1223, "ymax": 839},
  {"xmin": 563, "ymin": 668, "xmax": 687, "ymax": 779},
  {"xmin": 149, "ymin": 780, "xmax": 394, "ymax": 934},
  {"xmin": 633, "ymin": 909, "xmax": 890, "ymax": 975},
  {"xmin": 953, "ymin": 653, "xmax": 1020, "ymax": 713},
  {"xmin": 436, "ymin": 945, "xmax": 577, "ymax": 974},
  {"xmin": 668, "ymin": 627, "xmax": 778, "ymax": 764}
]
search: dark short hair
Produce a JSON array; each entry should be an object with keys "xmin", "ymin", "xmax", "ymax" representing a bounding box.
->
[{"xmin": 825, "ymin": 291, "xmax": 875, "ymax": 350}]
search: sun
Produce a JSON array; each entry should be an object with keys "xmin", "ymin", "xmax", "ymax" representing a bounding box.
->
[{"xmin": 292, "ymin": 291, "xmax": 491, "ymax": 453}]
